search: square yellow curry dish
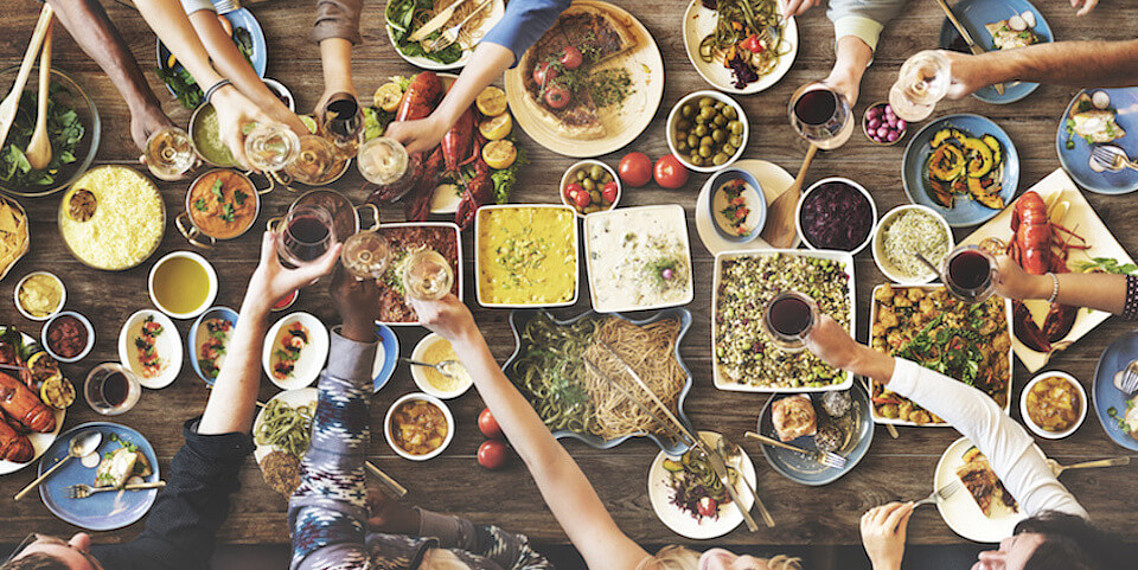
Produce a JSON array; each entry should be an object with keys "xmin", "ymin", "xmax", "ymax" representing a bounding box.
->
[{"xmin": 475, "ymin": 205, "xmax": 579, "ymax": 308}]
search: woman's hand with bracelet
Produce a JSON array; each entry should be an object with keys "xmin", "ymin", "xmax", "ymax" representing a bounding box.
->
[{"xmin": 993, "ymin": 254, "xmax": 1053, "ymax": 302}]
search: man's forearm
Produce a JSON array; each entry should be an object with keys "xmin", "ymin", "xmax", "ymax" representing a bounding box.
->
[
  {"xmin": 977, "ymin": 40, "xmax": 1138, "ymax": 89},
  {"xmin": 320, "ymin": 38, "xmax": 355, "ymax": 95}
]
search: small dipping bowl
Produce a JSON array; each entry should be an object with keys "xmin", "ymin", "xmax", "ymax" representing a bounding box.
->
[
  {"xmin": 42, "ymin": 310, "xmax": 95, "ymax": 363},
  {"xmin": 410, "ymin": 333, "xmax": 474, "ymax": 399},
  {"xmin": 148, "ymin": 251, "xmax": 219, "ymax": 320},
  {"xmin": 560, "ymin": 160, "xmax": 621, "ymax": 218},
  {"xmin": 707, "ymin": 167, "xmax": 766, "ymax": 243},
  {"xmin": 384, "ymin": 392, "xmax": 455, "ymax": 461},
  {"xmin": 14, "ymin": 271, "xmax": 66, "ymax": 321},
  {"xmin": 863, "ymin": 102, "xmax": 907, "ymax": 146},
  {"xmin": 1020, "ymin": 371, "xmax": 1087, "ymax": 440}
]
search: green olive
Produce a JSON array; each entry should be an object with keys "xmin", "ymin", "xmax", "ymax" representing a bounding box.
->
[
  {"xmin": 694, "ymin": 124, "xmax": 708, "ymax": 137},
  {"xmin": 676, "ymin": 141, "xmax": 688, "ymax": 153},
  {"xmin": 681, "ymin": 104, "xmax": 695, "ymax": 117},
  {"xmin": 713, "ymin": 153, "xmax": 730, "ymax": 166},
  {"xmin": 601, "ymin": 173, "xmax": 613, "ymax": 184},
  {"xmin": 730, "ymin": 135, "xmax": 744, "ymax": 147},
  {"xmin": 714, "ymin": 114, "xmax": 728, "ymax": 127},
  {"xmin": 576, "ymin": 169, "xmax": 587, "ymax": 181},
  {"xmin": 698, "ymin": 107, "xmax": 715, "ymax": 121},
  {"xmin": 699, "ymin": 146, "xmax": 712, "ymax": 158},
  {"xmin": 582, "ymin": 178, "xmax": 595, "ymax": 192},
  {"xmin": 589, "ymin": 190, "xmax": 602, "ymax": 203},
  {"xmin": 712, "ymin": 129, "xmax": 727, "ymax": 143},
  {"xmin": 584, "ymin": 204, "xmax": 601, "ymax": 214},
  {"xmin": 723, "ymin": 143, "xmax": 736, "ymax": 156},
  {"xmin": 687, "ymin": 134, "xmax": 699, "ymax": 148},
  {"xmin": 729, "ymin": 121, "xmax": 744, "ymax": 135},
  {"xmin": 699, "ymin": 135, "xmax": 713, "ymax": 146},
  {"xmin": 690, "ymin": 154, "xmax": 704, "ymax": 167},
  {"xmin": 676, "ymin": 119, "xmax": 691, "ymax": 132},
  {"xmin": 699, "ymin": 96, "xmax": 714, "ymax": 107},
  {"xmin": 723, "ymin": 107, "xmax": 738, "ymax": 120},
  {"xmin": 589, "ymin": 165, "xmax": 604, "ymax": 180}
]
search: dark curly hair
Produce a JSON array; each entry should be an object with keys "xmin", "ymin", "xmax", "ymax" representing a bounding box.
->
[
  {"xmin": 1018, "ymin": 512, "xmax": 1129, "ymax": 570},
  {"xmin": 0, "ymin": 552, "xmax": 69, "ymax": 570}
]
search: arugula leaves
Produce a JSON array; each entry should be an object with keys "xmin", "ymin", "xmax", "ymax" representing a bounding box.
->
[{"xmin": 0, "ymin": 86, "xmax": 85, "ymax": 187}]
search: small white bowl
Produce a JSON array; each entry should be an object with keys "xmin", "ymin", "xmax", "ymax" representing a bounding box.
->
[
  {"xmin": 148, "ymin": 251, "xmax": 218, "ymax": 320},
  {"xmin": 796, "ymin": 177, "xmax": 877, "ymax": 256},
  {"xmin": 118, "ymin": 309, "xmax": 182, "ymax": 390},
  {"xmin": 262, "ymin": 78, "xmax": 295, "ymax": 112},
  {"xmin": 384, "ymin": 392, "xmax": 455, "ymax": 461},
  {"xmin": 1020, "ymin": 371, "xmax": 1087, "ymax": 440},
  {"xmin": 666, "ymin": 90, "xmax": 749, "ymax": 173},
  {"xmin": 263, "ymin": 312, "xmax": 330, "ymax": 391},
  {"xmin": 14, "ymin": 271, "xmax": 66, "ymax": 321},
  {"xmin": 872, "ymin": 205, "xmax": 955, "ymax": 285},
  {"xmin": 42, "ymin": 310, "xmax": 95, "ymax": 363},
  {"xmin": 559, "ymin": 160, "xmax": 621, "ymax": 218},
  {"xmin": 410, "ymin": 333, "xmax": 473, "ymax": 399}
]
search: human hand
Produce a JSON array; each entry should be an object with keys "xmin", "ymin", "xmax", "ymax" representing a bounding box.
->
[
  {"xmin": 804, "ymin": 315, "xmax": 866, "ymax": 371},
  {"xmin": 409, "ymin": 294, "xmax": 479, "ymax": 345},
  {"xmin": 781, "ymin": 0, "xmax": 824, "ymax": 16},
  {"xmin": 365, "ymin": 486, "xmax": 420, "ymax": 535},
  {"xmin": 265, "ymin": 103, "xmax": 310, "ymax": 139},
  {"xmin": 860, "ymin": 502, "xmax": 914, "ymax": 570},
  {"xmin": 130, "ymin": 104, "xmax": 175, "ymax": 154},
  {"xmin": 994, "ymin": 254, "xmax": 1050, "ymax": 301},
  {"xmin": 247, "ymin": 231, "xmax": 341, "ymax": 312},
  {"xmin": 943, "ymin": 50, "xmax": 989, "ymax": 100},
  {"xmin": 1071, "ymin": 0, "xmax": 1098, "ymax": 16},
  {"xmin": 329, "ymin": 265, "xmax": 381, "ymax": 335},
  {"xmin": 209, "ymin": 86, "xmax": 276, "ymax": 170},
  {"xmin": 384, "ymin": 115, "xmax": 449, "ymax": 155}
]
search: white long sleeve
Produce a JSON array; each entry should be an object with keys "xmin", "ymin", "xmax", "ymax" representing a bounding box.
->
[{"xmin": 888, "ymin": 358, "xmax": 1087, "ymax": 519}]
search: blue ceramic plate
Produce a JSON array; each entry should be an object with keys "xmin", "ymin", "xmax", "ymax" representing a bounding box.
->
[
  {"xmin": 371, "ymin": 324, "xmax": 400, "ymax": 393},
  {"xmin": 1092, "ymin": 330, "xmax": 1138, "ymax": 450},
  {"xmin": 1055, "ymin": 88, "xmax": 1138, "ymax": 195},
  {"xmin": 504, "ymin": 308, "xmax": 696, "ymax": 455},
  {"xmin": 756, "ymin": 383, "xmax": 874, "ymax": 486},
  {"xmin": 938, "ymin": 0, "xmax": 1051, "ymax": 105},
  {"xmin": 902, "ymin": 114, "xmax": 1019, "ymax": 227},
  {"xmin": 39, "ymin": 422, "xmax": 160, "ymax": 531},
  {"xmin": 156, "ymin": 8, "xmax": 268, "ymax": 98},
  {"xmin": 188, "ymin": 306, "xmax": 238, "ymax": 385}
]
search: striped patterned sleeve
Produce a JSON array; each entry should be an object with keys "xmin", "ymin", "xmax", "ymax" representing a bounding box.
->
[{"xmin": 289, "ymin": 329, "xmax": 378, "ymax": 570}]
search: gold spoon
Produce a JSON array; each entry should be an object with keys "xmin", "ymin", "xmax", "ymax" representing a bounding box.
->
[
  {"xmin": 15, "ymin": 430, "xmax": 102, "ymax": 501},
  {"xmin": 25, "ymin": 19, "xmax": 54, "ymax": 171}
]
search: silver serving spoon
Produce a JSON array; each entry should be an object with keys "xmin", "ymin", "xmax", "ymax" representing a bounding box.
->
[
  {"xmin": 15, "ymin": 430, "xmax": 102, "ymax": 501},
  {"xmin": 400, "ymin": 357, "xmax": 463, "ymax": 380}
]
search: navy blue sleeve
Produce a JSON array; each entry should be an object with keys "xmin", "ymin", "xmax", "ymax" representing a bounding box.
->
[{"xmin": 481, "ymin": 0, "xmax": 573, "ymax": 67}]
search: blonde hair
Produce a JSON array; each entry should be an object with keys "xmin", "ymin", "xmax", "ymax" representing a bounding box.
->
[{"xmin": 639, "ymin": 546, "xmax": 803, "ymax": 570}]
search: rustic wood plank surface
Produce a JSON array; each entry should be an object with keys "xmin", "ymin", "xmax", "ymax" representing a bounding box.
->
[{"xmin": 1, "ymin": 0, "xmax": 1136, "ymax": 549}]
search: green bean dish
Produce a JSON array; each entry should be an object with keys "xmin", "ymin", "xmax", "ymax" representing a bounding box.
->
[
  {"xmin": 698, "ymin": 0, "xmax": 791, "ymax": 90},
  {"xmin": 255, "ymin": 398, "xmax": 315, "ymax": 458}
]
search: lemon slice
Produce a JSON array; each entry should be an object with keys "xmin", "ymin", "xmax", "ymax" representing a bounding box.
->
[
  {"xmin": 41, "ymin": 376, "xmax": 75, "ymax": 410},
  {"xmin": 479, "ymin": 113, "xmax": 513, "ymax": 141},
  {"xmin": 28, "ymin": 351, "xmax": 62, "ymax": 384},
  {"xmin": 482, "ymin": 140, "xmax": 517, "ymax": 170},
  {"xmin": 374, "ymin": 83, "xmax": 405, "ymax": 113},
  {"xmin": 476, "ymin": 86, "xmax": 508, "ymax": 117}
]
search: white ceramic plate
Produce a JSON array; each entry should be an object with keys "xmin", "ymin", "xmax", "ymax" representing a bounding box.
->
[
  {"xmin": 681, "ymin": 0, "xmax": 798, "ymax": 95},
  {"xmin": 384, "ymin": 0, "xmax": 506, "ymax": 71},
  {"xmin": 117, "ymin": 309, "xmax": 182, "ymax": 390},
  {"xmin": 871, "ymin": 204, "xmax": 955, "ymax": 285},
  {"xmin": 934, "ymin": 437, "xmax": 1026, "ymax": 543},
  {"xmin": 695, "ymin": 159, "xmax": 798, "ymax": 254},
  {"xmin": 263, "ymin": 312, "xmax": 330, "ymax": 391},
  {"xmin": 0, "ymin": 329, "xmax": 65, "ymax": 475},
  {"xmin": 647, "ymin": 431, "xmax": 757, "ymax": 539},
  {"xmin": 410, "ymin": 333, "xmax": 473, "ymax": 399},
  {"xmin": 584, "ymin": 205, "xmax": 694, "ymax": 313},
  {"xmin": 474, "ymin": 204, "xmax": 579, "ymax": 309},
  {"xmin": 252, "ymin": 387, "xmax": 317, "ymax": 464},
  {"xmin": 711, "ymin": 249, "xmax": 856, "ymax": 393}
]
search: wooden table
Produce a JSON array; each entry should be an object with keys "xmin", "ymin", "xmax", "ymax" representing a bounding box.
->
[{"xmin": 1, "ymin": 0, "xmax": 1136, "ymax": 549}]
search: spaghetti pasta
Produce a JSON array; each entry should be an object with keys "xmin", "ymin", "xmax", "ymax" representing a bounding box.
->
[
  {"xmin": 255, "ymin": 399, "xmax": 315, "ymax": 458},
  {"xmin": 698, "ymin": 0, "xmax": 790, "ymax": 88}
]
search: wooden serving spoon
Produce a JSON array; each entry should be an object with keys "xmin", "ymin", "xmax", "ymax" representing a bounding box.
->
[
  {"xmin": 25, "ymin": 19, "xmax": 55, "ymax": 171},
  {"xmin": 760, "ymin": 143, "xmax": 818, "ymax": 249},
  {"xmin": 0, "ymin": 5, "xmax": 53, "ymax": 150}
]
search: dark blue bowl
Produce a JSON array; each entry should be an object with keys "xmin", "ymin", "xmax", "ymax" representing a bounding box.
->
[{"xmin": 706, "ymin": 168, "xmax": 766, "ymax": 243}]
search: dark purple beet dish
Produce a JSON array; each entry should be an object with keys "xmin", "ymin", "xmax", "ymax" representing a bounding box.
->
[{"xmin": 800, "ymin": 181, "xmax": 873, "ymax": 251}]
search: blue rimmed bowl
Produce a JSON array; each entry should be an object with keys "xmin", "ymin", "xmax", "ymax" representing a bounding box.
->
[
  {"xmin": 503, "ymin": 308, "xmax": 695, "ymax": 455},
  {"xmin": 187, "ymin": 306, "xmax": 238, "ymax": 385},
  {"xmin": 707, "ymin": 167, "xmax": 766, "ymax": 243}
]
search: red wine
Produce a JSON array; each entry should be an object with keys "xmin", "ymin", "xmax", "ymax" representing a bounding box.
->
[
  {"xmin": 795, "ymin": 90, "xmax": 837, "ymax": 126},
  {"xmin": 948, "ymin": 250, "xmax": 991, "ymax": 291},
  {"xmin": 103, "ymin": 372, "xmax": 130, "ymax": 407},
  {"xmin": 769, "ymin": 296, "xmax": 813, "ymax": 336},
  {"xmin": 287, "ymin": 215, "xmax": 331, "ymax": 262}
]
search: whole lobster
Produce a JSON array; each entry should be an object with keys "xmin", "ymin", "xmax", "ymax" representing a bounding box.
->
[
  {"xmin": 0, "ymin": 371, "xmax": 55, "ymax": 433},
  {"xmin": 0, "ymin": 410, "xmax": 33, "ymax": 463},
  {"xmin": 1007, "ymin": 191, "xmax": 1087, "ymax": 353},
  {"xmin": 366, "ymin": 72, "xmax": 443, "ymax": 205}
]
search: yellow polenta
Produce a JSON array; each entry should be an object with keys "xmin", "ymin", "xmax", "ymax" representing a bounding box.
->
[
  {"xmin": 477, "ymin": 206, "xmax": 576, "ymax": 305},
  {"xmin": 59, "ymin": 166, "xmax": 165, "ymax": 270}
]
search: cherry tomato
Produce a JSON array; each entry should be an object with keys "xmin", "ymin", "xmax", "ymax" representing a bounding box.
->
[
  {"xmin": 601, "ymin": 181, "xmax": 619, "ymax": 204},
  {"xmin": 564, "ymin": 182, "xmax": 584, "ymax": 201},
  {"xmin": 559, "ymin": 46, "xmax": 584, "ymax": 70},
  {"xmin": 478, "ymin": 408, "xmax": 504, "ymax": 439},
  {"xmin": 740, "ymin": 35, "xmax": 764, "ymax": 53},
  {"xmin": 533, "ymin": 62, "xmax": 559, "ymax": 86},
  {"xmin": 573, "ymin": 188, "xmax": 592, "ymax": 209},
  {"xmin": 618, "ymin": 152, "xmax": 653, "ymax": 187},
  {"xmin": 653, "ymin": 155, "xmax": 690, "ymax": 189},
  {"xmin": 477, "ymin": 439, "xmax": 510, "ymax": 470},
  {"xmin": 544, "ymin": 85, "xmax": 572, "ymax": 109}
]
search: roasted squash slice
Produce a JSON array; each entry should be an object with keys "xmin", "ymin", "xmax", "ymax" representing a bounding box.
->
[
  {"xmin": 929, "ymin": 179, "xmax": 955, "ymax": 208},
  {"xmin": 963, "ymin": 137, "xmax": 994, "ymax": 178},
  {"xmin": 930, "ymin": 144, "xmax": 965, "ymax": 181},
  {"xmin": 967, "ymin": 177, "xmax": 1005, "ymax": 210},
  {"xmin": 981, "ymin": 134, "xmax": 1002, "ymax": 165},
  {"xmin": 931, "ymin": 128, "xmax": 956, "ymax": 149}
]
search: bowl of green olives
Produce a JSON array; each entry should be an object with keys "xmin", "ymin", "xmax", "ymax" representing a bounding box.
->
[
  {"xmin": 560, "ymin": 160, "xmax": 621, "ymax": 218},
  {"xmin": 666, "ymin": 90, "xmax": 749, "ymax": 173}
]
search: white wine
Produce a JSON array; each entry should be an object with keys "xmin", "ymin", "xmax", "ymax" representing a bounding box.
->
[
  {"xmin": 341, "ymin": 230, "xmax": 392, "ymax": 280},
  {"xmin": 285, "ymin": 135, "xmax": 345, "ymax": 186},
  {"xmin": 145, "ymin": 126, "xmax": 196, "ymax": 181},
  {"xmin": 245, "ymin": 123, "xmax": 300, "ymax": 172},
  {"xmin": 403, "ymin": 250, "xmax": 452, "ymax": 301},
  {"xmin": 889, "ymin": 51, "xmax": 951, "ymax": 122},
  {"xmin": 358, "ymin": 136, "xmax": 409, "ymax": 186}
]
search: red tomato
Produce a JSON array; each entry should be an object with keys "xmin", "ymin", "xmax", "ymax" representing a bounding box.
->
[
  {"xmin": 618, "ymin": 152, "xmax": 653, "ymax": 187},
  {"xmin": 477, "ymin": 439, "xmax": 509, "ymax": 470},
  {"xmin": 544, "ymin": 85, "xmax": 572, "ymax": 109},
  {"xmin": 653, "ymin": 155, "xmax": 690, "ymax": 189},
  {"xmin": 601, "ymin": 181, "xmax": 619, "ymax": 204},
  {"xmin": 478, "ymin": 408, "xmax": 504, "ymax": 439},
  {"xmin": 532, "ymin": 62, "xmax": 558, "ymax": 86},
  {"xmin": 559, "ymin": 46, "xmax": 583, "ymax": 70},
  {"xmin": 740, "ymin": 35, "xmax": 764, "ymax": 53},
  {"xmin": 573, "ymin": 188, "xmax": 591, "ymax": 208},
  {"xmin": 564, "ymin": 182, "xmax": 584, "ymax": 201}
]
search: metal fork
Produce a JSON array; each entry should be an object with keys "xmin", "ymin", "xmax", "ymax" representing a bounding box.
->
[
  {"xmin": 213, "ymin": 0, "xmax": 240, "ymax": 15},
  {"xmin": 758, "ymin": 24, "xmax": 780, "ymax": 47},
  {"xmin": 744, "ymin": 431, "xmax": 847, "ymax": 469},
  {"xmin": 1114, "ymin": 359, "xmax": 1138, "ymax": 394},
  {"xmin": 67, "ymin": 481, "xmax": 165, "ymax": 499},
  {"xmin": 427, "ymin": 0, "xmax": 492, "ymax": 53},
  {"xmin": 913, "ymin": 479, "xmax": 963, "ymax": 508},
  {"xmin": 1091, "ymin": 145, "xmax": 1138, "ymax": 172}
]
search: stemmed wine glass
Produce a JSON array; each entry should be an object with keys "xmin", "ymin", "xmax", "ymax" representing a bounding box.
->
[
  {"xmin": 318, "ymin": 92, "xmax": 365, "ymax": 158},
  {"xmin": 245, "ymin": 122, "xmax": 301, "ymax": 173},
  {"xmin": 357, "ymin": 136, "xmax": 410, "ymax": 186},
  {"xmin": 788, "ymin": 82, "xmax": 854, "ymax": 151},
  {"xmin": 888, "ymin": 50, "xmax": 952, "ymax": 123},
  {"xmin": 402, "ymin": 250, "xmax": 453, "ymax": 301},
  {"xmin": 144, "ymin": 126, "xmax": 198, "ymax": 181},
  {"xmin": 284, "ymin": 134, "xmax": 347, "ymax": 187},
  {"xmin": 341, "ymin": 230, "xmax": 393, "ymax": 281},
  {"xmin": 275, "ymin": 204, "xmax": 336, "ymax": 268},
  {"xmin": 940, "ymin": 244, "xmax": 999, "ymax": 303}
]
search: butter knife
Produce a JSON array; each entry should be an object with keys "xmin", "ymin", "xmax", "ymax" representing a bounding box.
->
[
  {"xmin": 409, "ymin": 0, "xmax": 469, "ymax": 42},
  {"xmin": 933, "ymin": 0, "xmax": 1005, "ymax": 95}
]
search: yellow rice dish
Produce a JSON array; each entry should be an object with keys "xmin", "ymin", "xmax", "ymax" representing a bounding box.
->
[{"xmin": 59, "ymin": 166, "xmax": 165, "ymax": 270}]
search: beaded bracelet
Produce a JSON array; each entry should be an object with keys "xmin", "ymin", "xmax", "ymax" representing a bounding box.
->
[{"xmin": 1046, "ymin": 272, "xmax": 1060, "ymax": 304}]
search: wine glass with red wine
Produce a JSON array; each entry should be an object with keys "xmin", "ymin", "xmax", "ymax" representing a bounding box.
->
[
  {"xmin": 761, "ymin": 291, "xmax": 821, "ymax": 352},
  {"xmin": 788, "ymin": 82, "xmax": 853, "ymax": 150},
  {"xmin": 85, "ymin": 363, "xmax": 141, "ymax": 416},
  {"xmin": 276, "ymin": 204, "xmax": 337, "ymax": 268},
  {"xmin": 941, "ymin": 245, "xmax": 999, "ymax": 303}
]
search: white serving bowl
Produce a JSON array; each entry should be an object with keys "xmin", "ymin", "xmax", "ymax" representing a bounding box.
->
[
  {"xmin": 666, "ymin": 90, "xmax": 749, "ymax": 173},
  {"xmin": 871, "ymin": 204, "xmax": 955, "ymax": 285},
  {"xmin": 118, "ymin": 309, "xmax": 182, "ymax": 390},
  {"xmin": 14, "ymin": 271, "xmax": 66, "ymax": 321},
  {"xmin": 262, "ymin": 312, "xmax": 330, "ymax": 391},
  {"xmin": 148, "ymin": 251, "xmax": 218, "ymax": 320},
  {"xmin": 559, "ymin": 160, "xmax": 621, "ymax": 218},
  {"xmin": 410, "ymin": 333, "xmax": 473, "ymax": 399},
  {"xmin": 384, "ymin": 392, "xmax": 455, "ymax": 461},
  {"xmin": 796, "ymin": 176, "xmax": 877, "ymax": 256},
  {"xmin": 1020, "ymin": 371, "xmax": 1087, "ymax": 440},
  {"xmin": 42, "ymin": 310, "xmax": 95, "ymax": 363}
]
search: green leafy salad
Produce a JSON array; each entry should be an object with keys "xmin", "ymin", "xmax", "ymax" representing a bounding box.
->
[
  {"xmin": 0, "ymin": 85, "xmax": 85, "ymax": 187},
  {"xmin": 385, "ymin": 0, "xmax": 467, "ymax": 65}
]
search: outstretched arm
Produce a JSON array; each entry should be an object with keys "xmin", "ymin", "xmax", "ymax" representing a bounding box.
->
[
  {"xmin": 413, "ymin": 296, "xmax": 650, "ymax": 570},
  {"xmin": 994, "ymin": 254, "xmax": 1135, "ymax": 318},
  {"xmin": 945, "ymin": 40, "xmax": 1138, "ymax": 99}
]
